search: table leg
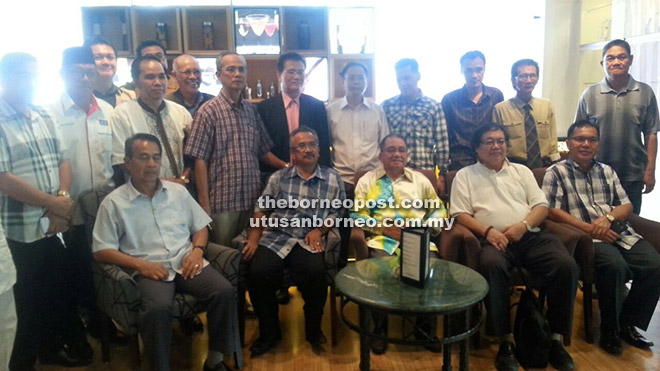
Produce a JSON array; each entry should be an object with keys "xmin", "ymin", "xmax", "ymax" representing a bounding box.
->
[
  {"xmin": 359, "ymin": 305, "xmax": 371, "ymax": 371},
  {"xmin": 459, "ymin": 308, "xmax": 471, "ymax": 371},
  {"xmin": 442, "ymin": 314, "xmax": 453, "ymax": 371}
]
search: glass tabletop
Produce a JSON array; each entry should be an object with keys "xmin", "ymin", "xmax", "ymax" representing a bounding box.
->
[{"xmin": 336, "ymin": 257, "xmax": 489, "ymax": 314}]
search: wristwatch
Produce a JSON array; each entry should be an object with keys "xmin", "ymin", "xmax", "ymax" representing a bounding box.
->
[
  {"xmin": 605, "ymin": 214, "xmax": 615, "ymax": 222},
  {"xmin": 522, "ymin": 220, "xmax": 540, "ymax": 233},
  {"xmin": 180, "ymin": 175, "xmax": 190, "ymax": 184},
  {"xmin": 57, "ymin": 190, "xmax": 70, "ymax": 198}
]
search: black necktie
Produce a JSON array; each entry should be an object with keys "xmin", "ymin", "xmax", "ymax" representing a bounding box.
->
[{"xmin": 523, "ymin": 103, "xmax": 543, "ymax": 169}]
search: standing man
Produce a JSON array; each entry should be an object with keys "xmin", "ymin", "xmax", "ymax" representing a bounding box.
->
[
  {"xmin": 441, "ymin": 50, "xmax": 504, "ymax": 170},
  {"xmin": 93, "ymin": 133, "xmax": 237, "ymax": 371},
  {"xmin": 382, "ymin": 58, "xmax": 448, "ymax": 195},
  {"xmin": 0, "ymin": 221, "xmax": 16, "ymax": 370},
  {"xmin": 0, "ymin": 53, "xmax": 88, "ymax": 369},
  {"xmin": 134, "ymin": 40, "xmax": 178, "ymax": 95},
  {"xmin": 543, "ymin": 120, "xmax": 660, "ymax": 355},
  {"xmin": 185, "ymin": 52, "xmax": 285, "ymax": 246},
  {"xmin": 49, "ymin": 46, "xmax": 115, "ymax": 344},
  {"xmin": 258, "ymin": 52, "xmax": 331, "ymax": 182},
  {"xmin": 84, "ymin": 37, "xmax": 136, "ymax": 107},
  {"xmin": 450, "ymin": 123, "xmax": 577, "ymax": 371},
  {"xmin": 492, "ymin": 59, "xmax": 560, "ymax": 168},
  {"xmin": 244, "ymin": 127, "xmax": 345, "ymax": 357},
  {"xmin": 327, "ymin": 61, "xmax": 389, "ymax": 199},
  {"xmin": 110, "ymin": 55, "xmax": 192, "ymax": 185},
  {"xmin": 575, "ymin": 39, "xmax": 659, "ymax": 215},
  {"xmin": 165, "ymin": 54, "xmax": 214, "ymax": 117}
]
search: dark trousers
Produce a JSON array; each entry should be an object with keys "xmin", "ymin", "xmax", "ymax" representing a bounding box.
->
[
  {"xmin": 248, "ymin": 244, "xmax": 328, "ymax": 341},
  {"xmin": 338, "ymin": 181, "xmax": 356, "ymax": 269},
  {"xmin": 135, "ymin": 266, "xmax": 237, "ymax": 371},
  {"xmin": 8, "ymin": 236, "xmax": 78, "ymax": 370},
  {"xmin": 62, "ymin": 226, "xmax": 95, "ymax": 330},
  {"xmin": 621, "ymin": 180, "xmax": 643, "ymax": 215},
  {"xmin": 594, "ymin": 240, "xmax": 660, "ymax": 333},
  {"xmin": 478, "ymin": 231, "xmax": 579, "ymax": 337}
]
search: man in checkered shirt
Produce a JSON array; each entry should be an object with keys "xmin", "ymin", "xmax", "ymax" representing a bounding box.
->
[{"xmin": 542, "ymin": 120, "xmax": 660, "ymax": 356}]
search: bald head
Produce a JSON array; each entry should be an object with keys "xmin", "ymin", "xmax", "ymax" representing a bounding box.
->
[{"xmin": 171, "ymin": 54, "xmax": 202, "ymax": 96}]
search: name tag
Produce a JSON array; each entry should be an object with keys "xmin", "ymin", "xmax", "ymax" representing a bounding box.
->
[{"xmin": 97, "ymin": 119, "xmax": 111, "ymax": 135}]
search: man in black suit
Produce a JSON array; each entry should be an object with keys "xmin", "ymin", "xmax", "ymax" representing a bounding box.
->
[{"xmin": 257, "ymin": 52, "xmax": 331, "ymax": 182}]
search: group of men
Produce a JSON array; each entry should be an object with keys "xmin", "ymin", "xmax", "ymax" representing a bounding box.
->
[{"xmin": 0, "ymin": 34, "xmax": 658, "ymax": 371}]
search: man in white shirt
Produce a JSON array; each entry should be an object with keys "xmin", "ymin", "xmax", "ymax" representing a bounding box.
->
[
  {"xmin": 93, "ymin": 133, "xmax": 236, "ymax": 371},
  {"xmin": 110, "ymin": 55, "xmax": 192, "ymax": 186},
  {"xmin": 450, "ymin": 122, "xmax": 577, "ymax": 371}
]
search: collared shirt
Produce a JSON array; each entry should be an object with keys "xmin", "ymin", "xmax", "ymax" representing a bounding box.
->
[
  {"xmin": 0, "ymin": 97, "xmax": 67, "ymax": 243},
  {"xmin": 327, "ymin": 97, "xmax": 390, "ymax": 184},
  {"xmin": 255, "ymin": 165, "xmax": 345, "ymax": 259},
  {"xmin": 351, "ymin": 167, "xmax": 447, "ymax": 254},
  {"xmin": 492, "ymin": 96, "xmax": 560, "ymax": 164},
  {"xmin": 575, "ymin": 76, "xmax": 660, "ymax": 182},
  {"xmin": 282, "ymin": 92, "xmax": 300, "ymax": 133},
  {"xmin": 185, "ymin": 89, "xmax": 273, "ymax": 213},
  {"xmin": 165, "ymin": 89, "xmax": 215, "ymax": 118},
  {"xmin": 382, "ymin": 91, "xmax": 449, "ymax": 171},
  {"xmin": 94, "ymin": 84, "xmax": 136, "ymax": 108},
  {"xmin": 450, "ymin": 160, "xmax": 548, "ymax": 231},
  {"xmin": 0, "ymin": 219, "xmax": 17, "ymax": 294},
  {"xmin": 441, "ymin": 85, "xmax": 504, "ymax": 170},
  {"xmin": 50, "ymin": 93, "xmax": 114, "ymax": 226},
  {"xmin": 110, "ymin": 99, "xmax": 191, "ymax": 178},
  {"xmin": 542, "ymin": 159, "xmax": 641, "ymax": 249},
  {"xmin": 92, "ymin": 180, "xmax": 212, "ymax": 281}
]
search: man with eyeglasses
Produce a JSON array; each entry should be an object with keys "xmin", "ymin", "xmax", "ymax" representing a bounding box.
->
[
  {"xmin": 84, "ymin": 37, "xmax": 136, "ymax": 107},
  {"xmin": 492, "ymin": 59, "xmax": 559, "ymax": 169},
  {"xmin": 575, "ymin": 39, "xmax": 659, "ymax": 215},
  {"xmin": 258, "ymin": 52, "xmax": 331, "ymax": 184},
  {"xmin": 165, "ymin": 54, "xmax": 214, "ymax": 117},
  {"xmin": 542, "ymin": 120, "xmax": 660, "ymax": 356},
  {"xmin": 243, "ymin": 126, "xmax": 345, "ymax": 357},
  {"xmin": 185, "ymin": 52, "xmax": 285, "ymax": 247},
  {"xmin": 451, "ymin": 123, "xmax": 577, "ymax": 371},
  {"xmin": 49, "ymin": 46, "xmax": 115, "ymax": 355}
]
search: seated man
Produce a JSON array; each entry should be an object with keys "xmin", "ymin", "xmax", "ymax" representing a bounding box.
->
[
  {"xmin": 542, "ymin": 121, "xmax": 660, "ymax": 355},
  {"xmin": 450, "ymin": 123, "xmax": 577, "ymax": 371},
  {"xmin": 350, "ymin": 133, "xmax": 448, "ymax": 354},
  {"xmin": 92, "ymin": 133, "xmax": 236, "ymax": 371},
  {"xmin": 243, "ymin": 126, "xmax": 345, "ymax": 357}
]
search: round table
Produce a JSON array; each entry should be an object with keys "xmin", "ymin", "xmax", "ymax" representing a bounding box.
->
[{"xmin": 336, "ymin": 257, "xmax": 489, "ymax": 371}]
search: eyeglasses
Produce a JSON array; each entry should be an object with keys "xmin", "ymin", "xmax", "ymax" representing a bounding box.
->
[
  {"xmin": 481, "ymin": 139, "xmax": 507, "ymax": 147},
  {"xmin": 68, "ymin": 68, "xmax": 98, "ymax": 79},
  {"xmin": 93, "ymin": 54, "xmax": 116, "ymax": 62},
  {"xmin": 284, "ymin": 69, "xmax": 305, "ymax": 77},
  {"xmin": 292, "ymin": 142, "xmax": 318, "ymax": 151},
  {"xmin": 222, "ymin": 66, "xmax": 246, "ymax": 74},
  {"xmin": 179, "ymin": 69, "xmax": 201, "ymax": 76},
  {"xmin": 516, "ymin": 73, "xmax": 538, "ymax": 81},
  {"xmin": 569, "ymin": 136, "xmax": 599, "ymax": 144}
]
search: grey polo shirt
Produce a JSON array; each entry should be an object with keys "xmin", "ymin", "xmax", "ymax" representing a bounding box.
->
[{"xmin": 575, "ymin": 76, "xmax": 659, "ymax": 182}]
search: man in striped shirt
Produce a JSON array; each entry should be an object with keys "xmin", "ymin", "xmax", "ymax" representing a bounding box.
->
[{"xmin": 543, "ymin": 120, "xmax": 660, "ymax": 355}]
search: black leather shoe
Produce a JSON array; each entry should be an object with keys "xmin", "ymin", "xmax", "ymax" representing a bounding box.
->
[
  {"xmin": 276, "ymin": 288, "xmax": 291, "ymax": 305},
  {"xmin": 549, "ymin": 339, "xmax": 575, "ymax": 370},
  {"xmin": 203, "ymin": 360, "xmax": 230, "ymax": 371},
  {"xmin": 250, "ymin": 337, "xmax": 280, "ymax": 358},
  {"xmin": 621, "ymin": 325, "xmax": 654, "ymax": 349},
  {"xmin": 40, "ymin": 344, "xmax": 92, "ymax": 367},
  {"xmin": 307, "ymin": 332, "xmax": 327, "ymax": 346},
  {"xmin": 495, "ymin": 341, "xmax": 518, "ymax": 371},
  {"xmin": 371, "ymin": 325, "xmax": 388, "ymax": 355},
  {"xmin": 600, "ymin": 331, "xmax": 623, "ymax": 355}
]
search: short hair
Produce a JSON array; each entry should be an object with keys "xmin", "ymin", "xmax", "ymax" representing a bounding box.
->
[
  {"xmin": 83, "ymin": 36, "xmax": 116, "ymax": 56},
  {"xmin": 131, "ymin": 55, "xmax": 165, "ymax": 83},
  {"xmin": 379, "ymin": 133, "xmax": 407, "ymax": 152},
  {"xmin": 567, "ymin": 120, "xmax": 600, "ymax": 138},
  {"xmin": 602, "ymin": 39, "xmax": 631, "ymax": 57},
  {"xmin": 339, "ymin": 61, "xmax": 369, "ymax": 79},
  {"xmin": 215, "ymin": 51, "xmax": 241, "ymax": 71},
  {"xmin": 172, "ymin": 54, "xmax": 197, "ymax": 72},
  {"xmin": 460, "ymin": 50, "xmax": 486, "ymax": 67},
  {"xmin": 394, "ymin": 58, "xmax": 419, "ymax": 73},
  {"xmin": 510, "ymin": 59, "xmax": 539, "ymax": 80},
  {"xmin": 289, "ymin": 126, "xmax": 319, "ymax": 148},
  {"xmin": 0, "ymin": 52, "xmax": 37, "ymax": 79},
  {"xmin": 61, "ymin": 46, "xmax": 94, "ymax": 69},
  {"xmin": 136, "ymin": 40, "xmax": 166, "ymax": 57},
  {"xmin": 125, "ymin": 133, "xmax": 162, "ymax": 159},
  {"xmin": 471, "ymin": 122, "xmax": 509, "ymax": 151},
  {"xmin": 277, "ymin": 52, "xmax": 306, "ymax": 73}
]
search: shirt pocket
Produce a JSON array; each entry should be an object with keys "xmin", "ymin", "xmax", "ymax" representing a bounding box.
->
[
  {"xmin": 536, "ymin": 120, "xmax": 552, "ymax": 140},
  {"xmin": 501, "ymin": 121, "xmax": 524, "ymax": 141}
]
